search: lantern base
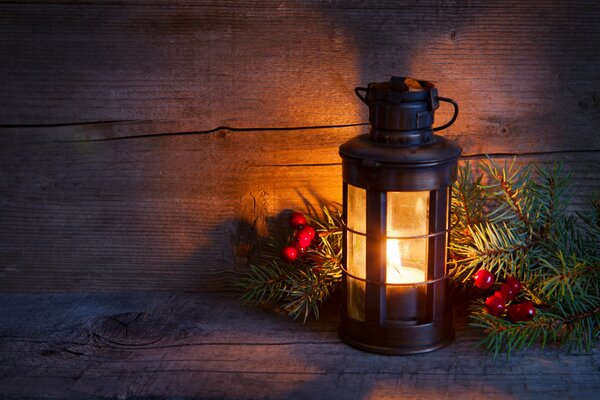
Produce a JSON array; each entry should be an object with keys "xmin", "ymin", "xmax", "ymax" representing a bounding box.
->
[{"xmin": 338, "ymin": 311, "xmax": 454, "ymax": 355}]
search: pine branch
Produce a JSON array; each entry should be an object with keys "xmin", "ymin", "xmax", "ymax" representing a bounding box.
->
[
  {"xmin": 451, "ymin": 157, "xmax": 600, "ymax": 356},
  {"xmin": 479, "ymin": 158, "xmax": 545, "ymax": 236},
  {"xmin": 237, "ymin": 259, "xmax": 296, "ymax": 305},
  {"xmin": 538, "ymin": 252, "xmax": 600, "ymax": 302},
  {"xmin": 470, "ymin": 299, "xmax": 600, "ymax": 355},
  {"xmin": 282, "ymin": 268, "xmax": 331, "ymax": 321},
  {"xmin": 533, "ymin": 163, "xmax": 570, "ymax": 232},
  {"xmin": 452, "ymin": 161, "xmax": 485, "ymax": 228},
  {"xmin": 579, "ymin": 194, "xmax": 600, "ymax": 242},
  {"xmin": 449, "ymin": 222, "xmax": 535, "ymax": 283},
  {"xmin": 469, "ymin": 302, "xmax": 560, "ymax": 356},
  {"xmin": 238, "ymin": 206, "xmax": 343, "ymax": 322},
  {"xmin": 450, "ymin": 162, "xmax": 487, "ymax": 251}
]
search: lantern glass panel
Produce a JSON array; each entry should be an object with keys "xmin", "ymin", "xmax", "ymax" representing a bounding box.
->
[
  {"xmin": 385, "ymin": 191, "xmax": 430, "ymax": 284},
  {"xmin": 346, "ymin": 184, "xmax": 366, "ymax": 321}
]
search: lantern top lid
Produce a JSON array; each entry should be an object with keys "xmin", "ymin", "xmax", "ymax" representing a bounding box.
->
[
  {"xmin": 341, "ymin": 76, "xmax": 461, "ymax": 168},
  {"xmin": 355, "ymin": 76, "xmax": 458, "ymax": 147},
  {"xmin": 339, "ymin": 133, "xmax": 460, "ymax": 167},
  {"xmin": 359, "ymin": 76, "xmax": 437, "ymax": 104}
]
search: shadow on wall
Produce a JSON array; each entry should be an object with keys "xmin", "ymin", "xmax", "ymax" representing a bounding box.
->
[
  {"xmin": 209, "ymin": 189, "xmax": 343, "ymax": 287},
  {"xmin": 319, "ymin": 1, "xmax": 600, "ymax": 155}
]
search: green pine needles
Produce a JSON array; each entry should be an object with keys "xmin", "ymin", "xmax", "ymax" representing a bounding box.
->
[
  {"xmin": 450, "ymin": 158, "xmax": 600, "ymax": 355},
  {"xmin": 239, "ymin": 158, "xmax": 599, "ymax": 355},
  {"xmin": 238, "ymin": 207, "xmax": 343, "ymax": 322}
]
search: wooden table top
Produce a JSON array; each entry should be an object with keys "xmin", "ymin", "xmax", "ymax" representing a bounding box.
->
[{"xmin": 0, "ymin": 292, "xmax": 598, "ymax": 399}]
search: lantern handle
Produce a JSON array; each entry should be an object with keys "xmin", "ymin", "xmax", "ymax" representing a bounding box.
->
[
  {"xmin": 433, "ymin": 96, "xmax": 459, "ymax": 131},
  {"xmin": 355, "ymin": 87, "xmax": 368, "ymax": 104}
]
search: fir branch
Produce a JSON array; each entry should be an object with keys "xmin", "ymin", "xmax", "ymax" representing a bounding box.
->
[
  {"xmin": 533, "ymin": 163, "xmax": 570, "ymax": 231},
  {"xmin": 538, "ymin": 253, "xmax": 600, "ymax": 302},
  {"xmin": 452, "ymin": 161, "xmax": 485, "ymax": 228},
  {"xmin": 470, "ymin": 298, "xmax": 600, "ymax": 355},
  {"xmin": 480, "ymin": 158, "xmax": 536, "ymax": 230},
  {"xmin": 560, "ymin": 303, "xmax": 600, "ymax": 348},
  {"xmin": 282, "ymin": 268, "xmax": 331, "ymax": 321},
  {"xmin": 237, "ymin": 260, "xmax": 297, "ymax": 305},
  {"xmin": 239, "ymin": 206, "xmax": 343, "ymax": 322},
  {"xmin": 452, "ymin": 157, "xmax": 600, "ymax": 356},
  {"xmin": 449, "ymin": 222, "xmax": 534, "ymax": 282},
  {"xmin": 579, "ymin": 194, "xmax": 600, "ymax": 241},
  {"xmin": 469, "ymin": 302, "xmax": 560, "ymax": 356}
]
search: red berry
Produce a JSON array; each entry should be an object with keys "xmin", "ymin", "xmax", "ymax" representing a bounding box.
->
[
  {"xmin": 280, "ymin": 246, "xmax": 298, "ymax": 263},
  {"xmin": 519, "ymin": 302, "xmax": 536, "ymax": 320},
  {"xmin": 485, "ymin": 295, "xmax": 506, "ymax": 316},
  {"xmin": 499, "ymin": 282, "xmax": 517, "ymax": 301},
  {"xmin": 507, "ymin": 303, "xmax": 523, "ymax": 322},
  {"xmin": 293, "ymin": 231, "xmax": 312, "ymax": 249},
  {"xmin": 473, "ymin": 269, "xmax": 494, "ymax": 289},
  {"xmin": 289, "ymin": 212, "xmax": 307, "ymax": 229},
  {"xmin": 507, "ymin": 302, "xmax": 536, "ymax": 322},
  {"xmin": 505, "ymin": 276, "xmax": 522, "ymax": 295},
  {"xmin": 300, "ymin": 225, "xmax": 316, "ymax": 240},
  {"xmin": 493, "ymin": 289, "xmax": 508, "ymax": 303}
]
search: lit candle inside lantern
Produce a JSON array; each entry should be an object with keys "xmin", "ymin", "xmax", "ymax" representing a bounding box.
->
[{"xmin": 386, "ymin": 238, "xmax": 427, "ymax": 322}]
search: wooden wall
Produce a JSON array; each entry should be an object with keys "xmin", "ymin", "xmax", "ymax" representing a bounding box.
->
[{"xmin": 1, "ymin": 0, "xmax": 599, "ymax": 291}]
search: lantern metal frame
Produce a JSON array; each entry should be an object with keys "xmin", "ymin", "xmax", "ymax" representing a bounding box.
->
[{"xmin": 338, "ymin": 77, "xmax": 461, "ymax": 355}]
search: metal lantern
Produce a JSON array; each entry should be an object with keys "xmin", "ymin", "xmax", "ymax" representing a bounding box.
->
[{"xmin": 338, "ymin": 77, "xmax": 461, "ymax": 354}]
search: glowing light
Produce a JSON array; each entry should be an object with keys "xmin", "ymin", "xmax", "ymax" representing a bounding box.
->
[{"xmin": 386, "ymin": 240, "xmax": 426, "ymax": 284}]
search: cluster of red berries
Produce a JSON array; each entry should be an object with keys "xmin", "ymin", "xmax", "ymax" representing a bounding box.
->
[
  {"xmin": 280, "ymin": 212, "xmax": 316, "ymax": 263},
  {"xmin": 473, "ymin": 269, "xmax": 536, "ymax": 322}
]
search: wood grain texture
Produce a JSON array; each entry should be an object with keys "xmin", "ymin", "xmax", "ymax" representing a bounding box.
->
[
  {"xmin": 0, "ymin": 292, "xmax": 598, "ymax": 399},
  {"xmin": 0, "ymin": 123, "xmax": 351, "ymax": 291},
  {"xmin": 1, "ymin": 1, "xmax": 600, "ymax": 291},
  {"xmin": 1, "ymin": 1, "xmax": 600, "ymax": 152},
  {"xmin": 2, "ymin": 121, "xmax": 600, "ymax": 292}
]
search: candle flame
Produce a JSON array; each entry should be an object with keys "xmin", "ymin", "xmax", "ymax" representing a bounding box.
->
[{"xmin": 386, "ymin": 239, "xmax": 425, "ymax": 284}]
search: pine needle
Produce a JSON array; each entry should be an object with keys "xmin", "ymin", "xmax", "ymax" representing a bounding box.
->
[{"xmin": 451, "ymin": 157, "xmax": 600, "ymax": 357}]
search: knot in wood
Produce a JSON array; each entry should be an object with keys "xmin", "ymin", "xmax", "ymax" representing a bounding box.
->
[{"xmin": 89, "ymin": 312, "xmax": 173, "ymax": 348}]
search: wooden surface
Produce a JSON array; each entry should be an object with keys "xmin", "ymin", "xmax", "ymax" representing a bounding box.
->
[
  {"xmin": 2, "ymin": 1, "xmax": 600, "ymax": 291},
  {"xmin": 0, "ymin": 292, "xmax": 598, "ymax": 399}
]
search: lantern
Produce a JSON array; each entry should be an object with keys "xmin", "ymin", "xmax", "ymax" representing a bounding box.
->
[{"xmin": 338, "ymin": 77, "xmax": 461, "ymax": 354}]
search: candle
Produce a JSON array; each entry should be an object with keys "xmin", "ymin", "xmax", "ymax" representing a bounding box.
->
[
  {"xmin": 387, "ymin": 266, "xmax": 425, "ymax": 284},
  {"xmin": 386, "ymin": 240, "xmax": 427, "ymax": 322},
  {"xmin": 386, "ymin": 239, "xmax": 425, "ymax": 283}
]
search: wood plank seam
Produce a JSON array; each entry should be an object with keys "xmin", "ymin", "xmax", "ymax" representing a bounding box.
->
[{"xmin": 53, "ymin": 123, "xmax": 370, "ymax": 143}]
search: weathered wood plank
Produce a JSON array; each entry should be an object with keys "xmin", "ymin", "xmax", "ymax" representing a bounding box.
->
[
  {"xmin": 0, "ymin": 123, "xmax": 349, "ymax": 291},
  {"xmin": 2, "ymin": 122, "xmax": 599, "ymax": 291},
  {"xmin": 1, "ymin": 1, "xmax": 600, "ymax": 154},
  {"xmin": 0, "ymin": 292, "xmax": 598, "ymax": 399},
  {"xmin": 2, "ymin": 0, "xmax": 600, "ymax": 291}
]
